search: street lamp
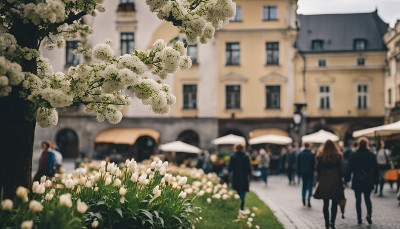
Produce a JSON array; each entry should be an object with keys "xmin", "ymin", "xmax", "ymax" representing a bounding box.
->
[
  {"xmin": 293, "ymin": 111, "xmax": 302, "ymax": 126},
  {"xmin": 293, "ymin": 103, "xmax": 307, "ymax": 143}
]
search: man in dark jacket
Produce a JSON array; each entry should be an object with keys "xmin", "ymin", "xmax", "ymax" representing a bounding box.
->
[
  {"xmin": 229, "ymin": 143, "xmax": 251, "ymax": 211},
  {"xmin": 297, "ymin": 142, "xmax": 315, "ymax": 207},
  {"xmin": 345, "ymin": 137, "xmax": 378, "ymax": 225}
]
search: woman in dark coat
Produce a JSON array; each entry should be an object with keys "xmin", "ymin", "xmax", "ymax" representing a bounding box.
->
[
  {"xmin": 345, "ymin": 137, "xmax": 378, "ymax": 225},
  {"xmin": 314, "ymin": 140, "xmax": 344, "ymax": 229},
  {"xmin": 228, "ymin": 143, "xmax": 251, "ymax": 211}
]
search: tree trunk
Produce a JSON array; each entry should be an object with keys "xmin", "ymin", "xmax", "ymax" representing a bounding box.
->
[
  {"xmin": 0, "ymin": 92, "xmax": 36, "ymax": 199},
  {"xmin": 0, "ymin": 22, "xmax": 39, "ymax": 198}
]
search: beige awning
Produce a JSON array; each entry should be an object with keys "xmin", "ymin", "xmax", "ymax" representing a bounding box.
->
[
  {"xmin": 95, "ymin": 128, "xmax": 160, "ymax": 145},
  {"xmin": 249, "ymin": 128, "xmax": 289, "ymax": 138},
  {"xmin": 249, "ymin": 134, "xmax": 293, "ymax": 145},
  {"xmin": 159, "ymin": 141, "xmax": 201, "ymax": 154},
  {"xmin": 302, "ymin": 130, "xmax": 339, "ymax": 143},
  {"xmin": 352, "ymin": 121, "xmax": 400, "ymax": 138},
  {"xmin": 212, "ymin": 134, "xmax": 246, "ymax": 145}
]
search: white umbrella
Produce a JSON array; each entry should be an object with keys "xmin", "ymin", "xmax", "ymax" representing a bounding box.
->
[
  {"xmin": 249, "ymin": 134, "xmax": 292, "ymax": 145},
  {"xmin": 302, "ymin": 130, "xmax": 339, "ymax": 143},
  {"xmin": 352, "ymin": 121, "xmax": 400, "ymax": 138},
  {"xmin": 212, "ymin": 134, "xmax": 246, "ymax": 145},
  {"xmin": 159, "ymin": 141, "xmax": 201, "ymax": 154}
]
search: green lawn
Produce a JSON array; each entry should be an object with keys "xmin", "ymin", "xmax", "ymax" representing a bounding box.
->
[{"xmin": 193, "ymin": 191, "xmax": 283, "ymax": 229}]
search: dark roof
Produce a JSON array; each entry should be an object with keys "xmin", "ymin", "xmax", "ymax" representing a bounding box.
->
[{"xmin": 296, "ymin": 11, "xmax": 389, "ymax": 52}]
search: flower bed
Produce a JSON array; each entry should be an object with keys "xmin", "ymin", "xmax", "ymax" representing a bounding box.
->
[{"xmin": 2, "ymin": 157, "xmax": 278, "ymax": 228}]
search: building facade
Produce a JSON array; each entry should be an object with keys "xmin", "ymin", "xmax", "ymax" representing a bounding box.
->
[
  {"xmin": 384, "ymin": 20, "xmax": 400, "ymax": 123},
  {"xmin": 36, "ymin": 0, "xmax": 391, "ymax": 160}
]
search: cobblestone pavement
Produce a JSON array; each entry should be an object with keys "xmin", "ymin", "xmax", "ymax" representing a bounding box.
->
[{"xmin": 251, "ymin": 176, "xmax": 400, "ymax": 229}]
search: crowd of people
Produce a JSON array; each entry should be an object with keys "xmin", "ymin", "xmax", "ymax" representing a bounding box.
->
[{"xmin": 35, "ymin": 137, "xmax": 400, "ymax": 228}]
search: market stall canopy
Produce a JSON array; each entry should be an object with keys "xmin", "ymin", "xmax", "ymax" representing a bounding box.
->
[
  {"xmin": 352, "ymin": 121, "xmax": 400, "ymax": 138},
  {"xmin": 249, "ymin": 128, "xmax": 289, "ymax": 138},
  {"xmin": 212, "ymin": 134, "xmax": 246, "ymax": 145},
  {"xmin": 95, "ymin": 128, "xmax": 160, "ymax": 145},
  {"xmin": 159, "ymin": 141, "xmax": 201, "ymax": 154},
  {"xmin": 249, "ymin": 134, "xmax": 292, "ymax": 145},
  {"xmin": 302, "ymin": 130, "xmax": 339, "ymax": 143}
]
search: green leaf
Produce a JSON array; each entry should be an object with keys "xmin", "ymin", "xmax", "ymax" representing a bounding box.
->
[{"xmin": 115, "ymin": 208, "xmax": 123, "ymax": 219}]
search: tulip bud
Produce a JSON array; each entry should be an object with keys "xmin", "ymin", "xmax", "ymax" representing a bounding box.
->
[{"xmin": 1, "ymin": 199, "xmax": 13, "ymax": 211}]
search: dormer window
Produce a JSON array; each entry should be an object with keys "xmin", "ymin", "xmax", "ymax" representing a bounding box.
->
[
  {"xmin": 311, "ymin": 40, "xmax": 324, "ymax": 51},
  {"xmin": 354, "ymin": 39, "xmax": 367, "ymax": 50},
  {"xmin": 118, "ymin": 0, "xmax": 135, "ymax": 11}
]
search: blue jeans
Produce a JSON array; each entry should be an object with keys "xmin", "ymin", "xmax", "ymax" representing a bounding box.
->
[
  {"xmin": 238, "ymin": 191, "xmax": 246, "ymax": 210},
  {"xmin": 260, "ymin": 167, "xmax": 268, "ymax": 183},
  {"xmin": 301, "ymin": 174, "xmax": 313, "ymax": 199}
]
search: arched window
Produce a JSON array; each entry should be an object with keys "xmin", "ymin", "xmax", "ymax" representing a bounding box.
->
[
  {"xmin": 177, "ymin": 130, "xmax": 200, "ymax": 147},
  {"xmin": 56, "ymin": 128, "xmax": 79, "ymax": 158}
]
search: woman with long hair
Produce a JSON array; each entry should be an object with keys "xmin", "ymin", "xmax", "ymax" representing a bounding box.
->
[
  {"xmin": 345, "ymin": 137, "xmax": 378, "ymax": 225},
  {"xmin": 314, "ymin": 140, "xmax": 344, "ymax": 229}
]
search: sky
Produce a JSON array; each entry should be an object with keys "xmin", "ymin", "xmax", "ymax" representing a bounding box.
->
[{"xmin": 297, "ymin": 0, "xmax": 400, "ymax": 26}]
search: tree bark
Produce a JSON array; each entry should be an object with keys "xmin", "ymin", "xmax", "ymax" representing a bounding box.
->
[
  {"xmin": 0, "ymin": 22, "xmax": 39, "ymax": 198},
  {"xmin": 0, "ymin": 93, "xmax": 36, "ymax": 199}
]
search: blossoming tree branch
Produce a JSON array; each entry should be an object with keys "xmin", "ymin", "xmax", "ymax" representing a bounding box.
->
[{"xmin": 0, "ymin": 0, "xmax": 235, "ymax": 198}]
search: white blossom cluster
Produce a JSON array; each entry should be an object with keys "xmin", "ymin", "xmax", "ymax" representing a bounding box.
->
[
  {"xmin": 0, "ymin": 56, "xmax": 24, "ymax": 96},
  {"xmin": 146, "ymin": 0, "xmax": 236, "ymax": 43}
]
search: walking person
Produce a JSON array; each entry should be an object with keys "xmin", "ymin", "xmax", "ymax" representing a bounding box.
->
[
  {"xmin": 375, "ymin": 140, "xmax": 390, "ymax": 197},
  {"xmin": 345, "ymin": 137, "xmax": 378, "ymax": 225},
  {"xmin": 34, "ymin": 141, "xmax": 57, "ymax": 181},
  {"xmin": 202, "ymin": 150, "xmax": 213, "ymax": 174},
  {"xmin": 258, "ymin": 149, "xmax": 270, "ymax": 186},
  {"xmin": 314, "ymin": 140, "xmax": 344, "ymax": 229},
  {"xmin": 297, "ymin": 142, "xmax": 315, "ymax": 207},
  {"xmin": 229, "ymin": 143, "xmax": 251, "ymax": 212},
  {"xmin": 284, "ymin": 145, "xmax": 296, "ymax": 185}
]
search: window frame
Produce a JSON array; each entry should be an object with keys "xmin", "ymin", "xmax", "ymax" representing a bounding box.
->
[
  {"xmin": 354, "ymin": 39, "xmax": 367, "ymax": 51},
  {"xmin": 355, "ymin": 83, "xmax": 369, "ymax": 109},
  {"xmin": 183, "ymin": 84, "xmax": 197, "ymax": 109},
  {"xmin": 311, "ymin": 40, "xmax": 324, "ymax": 51},
  {"xmin": 318, "ymin": 85, "xmax": 331, "ymax": 110},
  {"xmin": 225, "ymin": 85, "xmax": 241, "ymax": 109},
  {"xmin": 120, "ymin": 32, "xmax": 135, "ymax": 55},
  {"xmin": 187, "ymin": 44, "xmax": 198, "ymax": 64},
  {"xmin": 65, "ymin": 40, "xmax": 80, "ymax": 66},
  {"xmin": 388, "ymin": 88, "xmax": 392, "ymax": 105},
  {"xmin": 262, "ymin": 6, "xmax": 278, "ymax": 21},
  {"xmin": 357, "ymin": 57, "xmax": 365, "ymax": 66},
  {"xmin": 266, "ymin": 42, "xmax": 279, "ymax": 65},
  {"xmin": 231, "ymin": 5, "xmax": 242, "ymax": 22},
  {"xmin": 225, "ymin": 42, "xmax": 240, "ymax": 66},
  {"xmin": 265, "ymin": 85, "xmax": 281, "ymax": 109},
  {"xmin": 318, "ymin": 59, "xmax": 326, "ymax": 67}
]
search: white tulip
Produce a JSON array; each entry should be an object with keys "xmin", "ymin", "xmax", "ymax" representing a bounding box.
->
[
  {"xmin": 178, "ymin": 177, "xmax": 187, "ymax": 186},
  {"xmin": 1, "ymin": 199, "xmax": 13, "ymax": 211},
  {"xmin": 105, "ymin": 177, "xmax": 112, "ymax": 186},
  {"xmin": 85, "ymin": 180, "xmax": 92, "ymax": 188},
  {"xmin": 138, "ymin": 173, "xmax": 147, "ymax": 185},
  {"xmin": 119, "ymin": 187, "xmax": 127, "ymax": 196},
  {"xmin": 44, "ymin": 180, "xmax": 52, "ymax": 188},
  {"xmin": 150, "ymin": 161, "xmax": 156, "ymax": 170},
  {"xmin": 45, "ymin": 193, "xmax": 54, "ymax": 201},
  {"xmin": 94, "ymin": 187, "xmax": 99, "ymax": 192},
  {"xmin": 59, "ymin": 193, "xmax": 72, "ymax": 208},
  {"xmin": 29, "ymin": 200, "xmax": 43, "ymax": 212},
  {"xmin": 159, "ymin": 167, "xmax": 166, "ymax": 175},
  {"xmin": 131, "ymin": 173, "xmax": 138, "ymax": 182},
  {"xmin": 178, "ymin": 191, "xmax": 187, "ymax": 199},
  {"xmin": 92, "ymin": 220, "xmax": 99, "ymax": 228},
  {"xmin": 16, "ymin": 186, "xmax": 29, "ymax": 202},
  {"xmin": 113, "ymin": 178, "xmax": 121, "ymax": 187},
  {"xmin": 77, "ymin": 199, "xmax": 88, "ymax": 214},
  {"xmin": 40, "ymin": 176, "xmax": 46, "ymax": 184},
  {"xmin": 207, "ymin": 198, "xmax": 211, "ymax": 203},
  {"xmin": 21, "ymin": 220, "xmax": 33, "ymax": 229}
]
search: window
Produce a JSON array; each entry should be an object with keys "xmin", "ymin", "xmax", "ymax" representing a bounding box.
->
[
  {"xmin": 226, "ymin": 42, "xmax": 240, "ymax": 65},
  {"xmin": 266, "ymin": 42, "xmax": 279, "ymax": 65},
  {"xmin": 120, "ymin": 0, "xmax": 134, "ymax": 3},
  {"xmin": 357, "ymin": 57, "xmax": 365, "ymax": 66},
  {"xmin": 263, "ymin": 6, "xmax": 277, "ymax": 20},
  {"xmin": 311, "ymin": 40, "xmax": 324, "ymax": 51},
  {"xmin": 318, "ymin": 59, "xmax": 326, "ymax": 67},
  {"xmin": 118, "ymin": 0, "xmax": 135, "ymax": 11},
  {"xmin": 232, "ymin": 5, "xmax": 242, "ymax": 21},
  {"xmin": 187, "ymin": 44, "xmax": 198, "ymax": 64},
  {"xmin": 318, "ymin": 85, "xmax": 331, "ymax": 109},
  {"xmin": 121, "ymin": 33, "xmax": 134, "ymax": 55},
  {"xmin": 226, "ymin": 85, "xmax": 241, "ymax": 109},
  {"xmin": 388, "ymin": 89, "xmax": 392, "ymax": 105},
  {"xmin": 183, "ymin": 85, "xmax": 197, "ymax": 109},
  {"xmin": 65, "ymin": 41, "xmax": 80, "ymax": 65},
  {"xmin": 266, "ymin": 86, "xmax": 281, "ymax": 109},
  {"xmin": 356, "ymin": 84, "xmax": 368, "ymax": 109},
  {"xmin": 354, "ymin": 39, "xmax": 367, "ymax": 50}
]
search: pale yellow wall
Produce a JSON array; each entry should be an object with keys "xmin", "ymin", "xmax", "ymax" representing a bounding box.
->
[
  {"xmin": 384, "ymin": 21, "xmax": 400, "ymax": 111},
  {"xmin": 226, "ymin": 0, "xmax": 297, "ymax": 29},
  {"xmin": 294, "ymin": 51, "xmax": 386, "ymax": 117},
  {"xmin": 216, "ymin": 0, "xmax": 297, "ymax": 119}
]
